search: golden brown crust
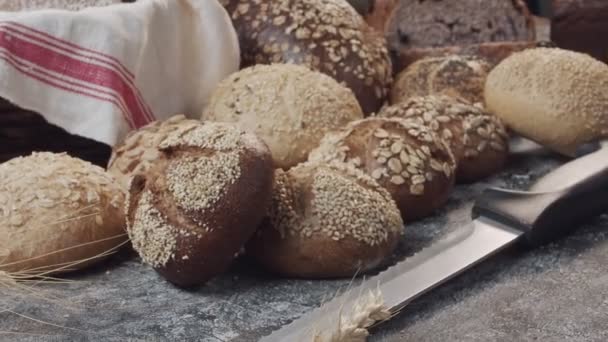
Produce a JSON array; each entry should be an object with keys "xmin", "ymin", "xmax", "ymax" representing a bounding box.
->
[
  {"xmin": 202, "ymin": 64, "xmax": 364, "ymax": 170},
  {"xmin": 309, "ymin": 117, "xmax": 456, "ymax": 222},
  {"xmin": 391, "ymin": 55, "xmax": 492, "ymax": 105},
  {"xmin": 126, "ymin": 122, "xmax": 274, "ymax": 287},
  {"xmin": 392, "ymin": 40, "xmax": 550, "ymax": 74},
  {"xmin": 222, "ymin": 0, "xmax": 393, "ymax": 115},
  {"xmin": 247, "ymin": 162, "xmax": 403, "ymax": 278},
  {"xmin": 485, "ymin": 47, "xmax": 608, "ymax": 156},
  {"xmin": 378, "ymin": 96, "xmax": 509, "ymax": 183},
  {"xmin": 0, "ymin": 152, "xmax": 126, "ymax": 275},
  {"xmin": 107, "ymin": 115, "xmax": 200, "ymax": 191}
]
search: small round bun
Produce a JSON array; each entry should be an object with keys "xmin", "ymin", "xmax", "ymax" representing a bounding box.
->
[
  {"xmin": 391, "ymin": 55, "xmax": 492, "ymax": 105},
  {"xmin": 0, "ymin": 152, "xmax": 126, "ymax": 275},
  {"xmin": 309, "ymin": 117, "xmax": 456, "ymax": 222},
  {"xmin": 485, "ymin": 47, "xmax": 608, "ymax": 156},
  {"xmin": 202, "ymin": 64, "xmax": 364, "ymax": 169},
  {"xmin": 221, "ymin": 0, "xmax": 393, "ymax": 114},
  {"xmin": 378, "ymin": 96, "xmax": 509, "ymax": 183},
  {"xmin": 108, "ymin": 115, "xmax": 200, "ymax": 191},
  {"xmin": 247, "ymin": 161, "xmax": 404, "ymax": 278},
  {"xmin": 126, "ymin": 122, "xmax": 274, "ymax": 287}
]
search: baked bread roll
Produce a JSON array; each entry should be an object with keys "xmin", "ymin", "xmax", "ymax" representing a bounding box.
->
[
  {"xmin": 393, "ymin": 41, "xmax": 553, "ymax": 74},
  {"xmin": 0, "ymin": 152, "xmax": 126, "ymax": 275},
  {"xmin": 125, "ymin": 122, "xmax": 274, "ymax": 287},
  {"xmin": 485, "ymin": 47, "xmax": 608, "ymax": 156},
  {"xmin": 202, "ymin": 64, "xmax": 364, "ymax": 170},
  {"xmin": 378, "ymin": 96, "xmax": 509, "ymax": 183},
  {"xmin": 108, "ymin": 115, "xmax": 200, "ymax": 191},
  {"xmin": 247, "ymin": 161, "xmax": 404, "ymax": 278},
  {"xmin": 391, "ymin": 55, "xmax": 492, "ymax": 105},
  {"xmin": 309, "ymin": 117, "xmax": 456, "ymax": 222},
  {"xmin": 220, "ymin": 0, "xmax": 393, "ymax": 115}
]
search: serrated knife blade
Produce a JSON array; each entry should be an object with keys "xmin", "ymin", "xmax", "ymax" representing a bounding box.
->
[
  {"xmin": 260, "ymin": 145, "xmax": 608, "ymax": 342},
  {"xmin": 259, "ymin": 218, "xmax": 522, "ymax": 342}
]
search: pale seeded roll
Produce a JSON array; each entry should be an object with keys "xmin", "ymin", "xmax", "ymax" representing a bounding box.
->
[
  {"xmin": 202, "ymin": 64, "xmax": 364, "ymax": 170},
  {"xmin": 309, "ymin": 117, "xmax": 456, "ymax": 222},
  {"xmin": 220, "ymin": 0, "xmax": 393, "ymax": 115},
  {"xmin": 391, "ymin": 55, "xmax": 493, "ymax": 105},
  {"xmin": 378, "ymin": 96, "xmax": 509, "ymax": 183},
  {"xmin": 125, "ymin": 122, "xmax": 274, "ymax": 287},
  {"xmin": 108, "ymin": 115, "xmax": 201, "ymax": 191},
  {"xmin": 485, "ymin": 48, "xmax": 608, "ymax": 156},
  {"xmin": 246, "ymin": 161, "xmax": 404, "ymax": 278},
  {"xmin": 0, "ymin": 152, "xmax": 126, "ymax": 275}
]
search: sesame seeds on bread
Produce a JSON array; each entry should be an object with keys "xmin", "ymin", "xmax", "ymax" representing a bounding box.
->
[
  {"xmin": 221, "ymin": 0, "xmax": 393, "ymax": 115},
  {"xmin": 309, "ymin": 117, "xmax": 456, "ymax": 222},
  {"xmin": 246, "ymin": 161, "xmax": 404, "ymax": 278},
  {"xmin": 125, "ymin": 121, "xmax": 274, "ymax": 287},
  {"xmin": 108, "ymin": 115, "xmax": 201, "ymax": 191},
  {"xmin": 485, "ymin": 47, "xmax": 608, "ymax": 156},
  {"xmin": 202, "ymin": 64, "xmax": 364, "ymax": 170},
  {"xmin": 378, "ymin": 96, "xmax": 509, "ymax": 183},
  {"xmin": 0, "ymin": 152, "xmax": 126, "ymax": 275}
]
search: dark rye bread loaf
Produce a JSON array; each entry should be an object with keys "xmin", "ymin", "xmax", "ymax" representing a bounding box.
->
[
  {"xmin": 384, "ymin": 0, "xmax": 537, "ymax": 72},
  {"xmin": 551, "ymin": 0, "xmax": 608, "ymax": 62},
  {"xmin": 386, "ymin": 0, "xmax": 535, "ymax": 50}
]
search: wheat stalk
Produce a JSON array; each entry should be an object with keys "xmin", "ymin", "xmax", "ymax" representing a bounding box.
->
[{"xmin": 312, "ymin": 287, "xmax": 392, "ymax": 342}]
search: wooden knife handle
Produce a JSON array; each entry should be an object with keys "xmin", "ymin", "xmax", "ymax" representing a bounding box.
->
[{"xmin": 472, "ymin": 145, "xmax": 608, "ymax": 247}]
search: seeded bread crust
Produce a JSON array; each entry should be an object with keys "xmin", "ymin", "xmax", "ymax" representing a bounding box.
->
[
  {"xmin": 108, "ymin": 115, "xmax": 201, "ymax": 191},
  {"xmin": 125, "ymin": 122, "xmax": 274, "ymax": 287},
  {"xmin": 220, "ymin": 0, "xmax": 393, "ymax": 115},
  {"xmin": 378, "ymin": 96, "xmax": 509, "ymax": 183},
  {"xmin": 391, "ymin": 55, "xmax": 493, "ymax": 105},
  {"xmin": 393, "ymin": 40, "xmax": 551, "ymax": 73},
  {"xmin": 247, "ymin": 161, "xmax": 404, "ymax": 278},
  {"xmin": 485, "ymin": 48, "xmax": 608, "ymax": 156},
  {"xmin": 202, "ymin": 64, "xmax": 364, "ymax": 170},
  {"xmin": 0, "ymin": 152, "xmax": 125, "ymax": 275},
  {"xmin": 309, "ymin": 117, "xmax": 456, "ymax": 222}
]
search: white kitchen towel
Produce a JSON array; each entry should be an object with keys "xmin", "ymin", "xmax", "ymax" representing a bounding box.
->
[{"xmin": 0, "ymin": 0, "xmax": 240, "ymax": 146}]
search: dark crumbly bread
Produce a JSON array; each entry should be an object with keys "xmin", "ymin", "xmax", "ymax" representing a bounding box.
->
[
  {"xmin": 551, "ymin": 0, "xmax": 608, "ymax": 62},
  {"xmin": 386, "ymin": 0, "xmax": 535, "ymax": 51}
]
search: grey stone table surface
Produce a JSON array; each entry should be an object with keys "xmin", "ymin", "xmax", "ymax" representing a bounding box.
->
[{"xmin": 2, "ymin": 150, "xmax": 607, "ymax": 342}]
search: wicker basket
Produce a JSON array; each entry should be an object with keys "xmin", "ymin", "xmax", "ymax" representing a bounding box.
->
[{"xmin": 0, "ymin": 98, "xmax": 111, "ymax": 167}]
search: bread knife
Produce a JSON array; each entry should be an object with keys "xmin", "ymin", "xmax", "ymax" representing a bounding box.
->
[{"xmin": 259, "ymin": 143, "xmax": 608, "ymax": 341}]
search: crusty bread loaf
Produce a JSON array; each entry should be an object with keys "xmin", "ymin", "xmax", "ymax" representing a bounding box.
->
[
  {"xmin": 247, "ymin": 161, "xmax": 403, "ymax": 278},
  {"xmin": 386, "ymin": 0, "xmax": 535, "ymax": 51},
  {"xmin": 309, "ymin": 117, "xmax": 456, "ymax": 222},
  {"xmin": 378, "ymin": 96, "xmax": 509, "ymax": 183},
  {"xmin": 221, "ymin": 0, "xmax": 393, "ymax": 115},
  {"xmin": 0, "ymin": 152, "xmax": 126, "ymax": 275},
  {"xmin": 485, "ymin": 47, "xmax": 608, "ymax": 156},
  {"xmin": 108, "ymin": 115, "xmax": 200, "ymax": 191},
  {"xmin": 391, "ymin": 55, "xmax": 492, "ymax": 105},
  {"xmin": 393, "ymin": 40, "xmax": 553, "ymax": 73},
  {"xmin": 126, "ymin": 122, "xmax": 274, "ymax": 287},
  {"xmin": 202, "ymin": 64, "xmax": 364, "ymax": 170}
]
